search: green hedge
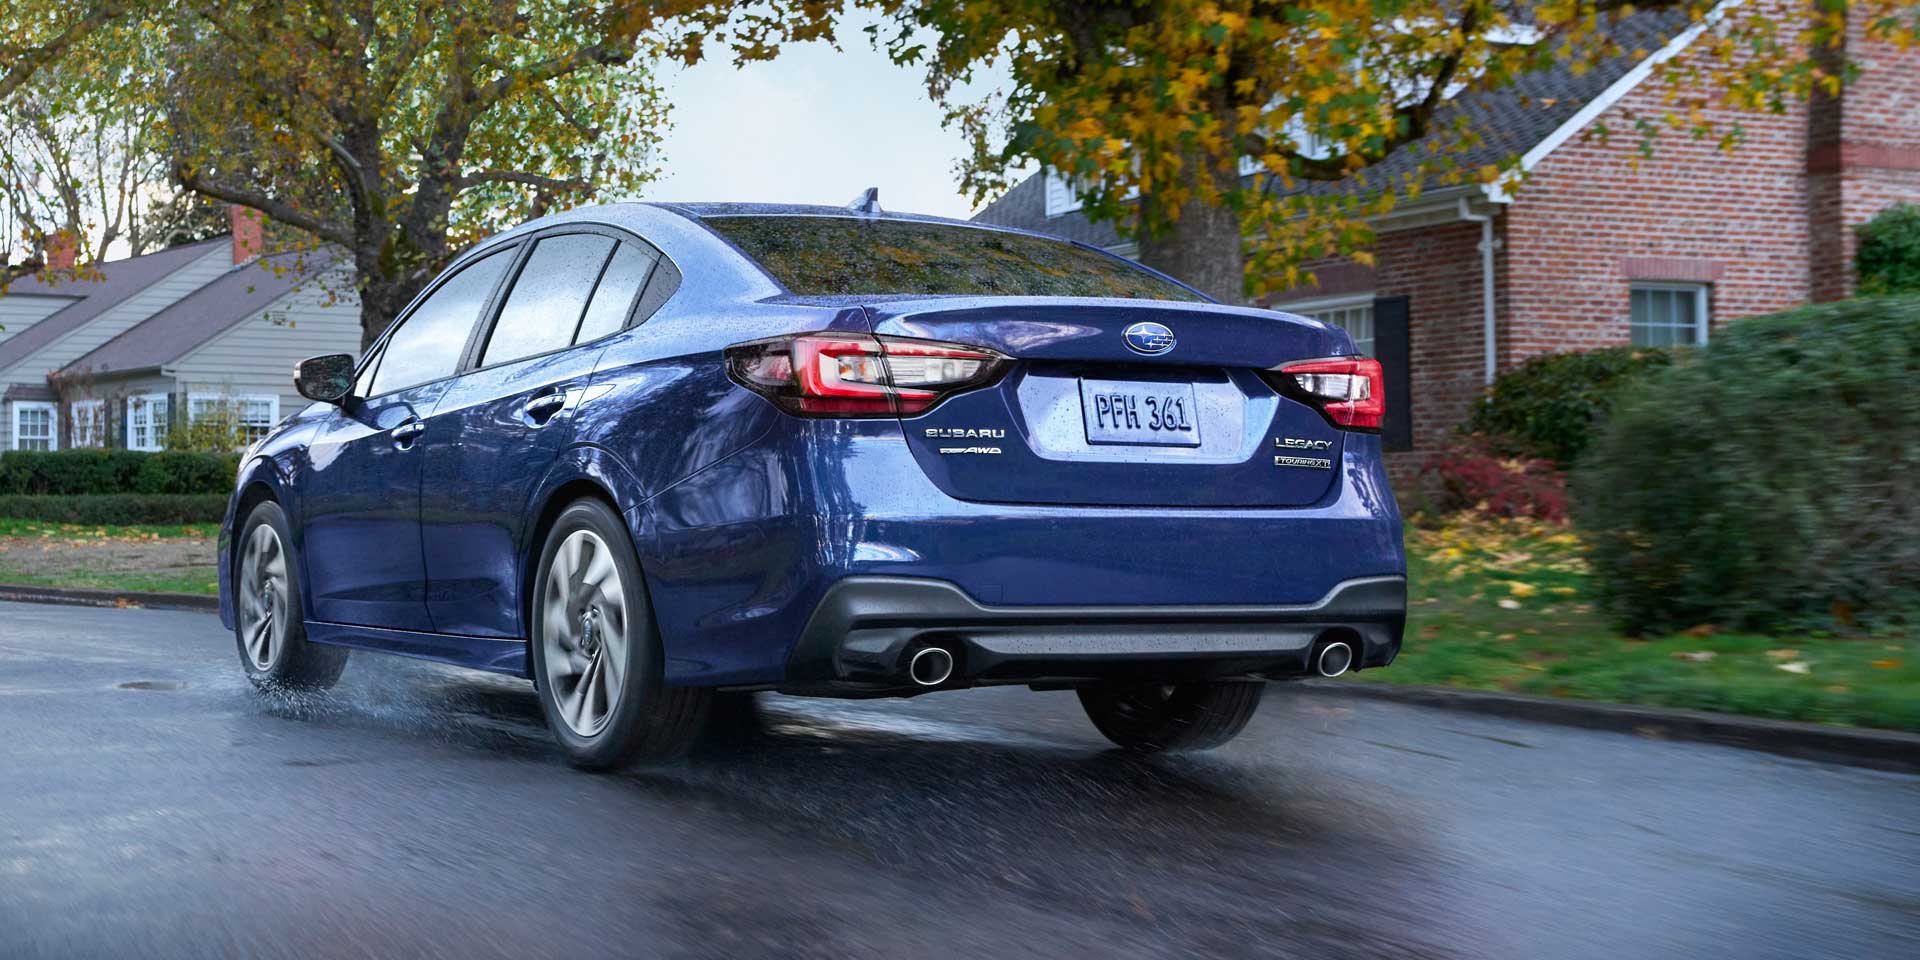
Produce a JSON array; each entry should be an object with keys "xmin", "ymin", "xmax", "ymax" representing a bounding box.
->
[
  {"xmin": 0, "ymin": 494, "xmax": 228, "ymax": 525},
  {"xmin": 1574, "ymin": 296, "xmax": 1920, "ymax": 635},
  {"xmin": 1467, "ymin": 346, "xmax": 1674, "ymax": 466},
  {"xmin": 0, "ymin": 449, "xmax": 239, "ymax": 495}
]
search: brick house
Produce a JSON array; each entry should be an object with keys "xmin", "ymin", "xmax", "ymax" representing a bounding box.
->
[{"xmin": 973, "ymin": 6, "xmax": 1920, "ymax": 482}]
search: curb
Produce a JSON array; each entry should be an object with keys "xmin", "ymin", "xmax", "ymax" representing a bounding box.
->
[
  {"xmin": 1303, "ymin": 679, "xmax": 1920, "ymax": 775},
  {"xmin": 0, "ymin": 583, "xmax": 219, "ymax": 613}
]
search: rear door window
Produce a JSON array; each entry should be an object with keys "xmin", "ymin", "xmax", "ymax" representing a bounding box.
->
[
  {"xmin": 573, "ymin": 242, "xmax": 658, "ymax": 343},
  {"xmin": 480, "ymin": 234, "xmax": 618, "ymax": 367},
  {"xmin": 702, "ymin": 216, "xmax": 1204, "ymax": 301}
]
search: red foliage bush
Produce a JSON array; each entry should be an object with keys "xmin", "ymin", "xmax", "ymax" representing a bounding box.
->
[{"xmin": 1423, "ymin": 436, "xmax": 1569, "ymax": 523}]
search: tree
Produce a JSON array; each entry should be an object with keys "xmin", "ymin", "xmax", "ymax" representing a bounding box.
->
[
  {"xmin": 162, "ymin": 1, "xmax": 673, "ymax": 347},
  {"xmin": 2, "ymin": 54, "xmax": 223, "ymax": 270},
  {"xmin": 676, "ymin": 0, "xmax": 1919, "ymax": 303},
  {"xmin": 0, "ymin": 0, "xmax": 135, "ymax": 103}
]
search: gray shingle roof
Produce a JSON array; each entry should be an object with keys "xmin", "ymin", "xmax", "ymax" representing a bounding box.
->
[
  {"xmin": 58, "ymin": 249, "xmax": 339, "ymax": 377},
  {"xmin": 973, "ymin": 8, "xmax": 1691, "ymax": 242},
  {"xmin": 0, "ymin": 237, "xmax": 229, "ymax": 373}
]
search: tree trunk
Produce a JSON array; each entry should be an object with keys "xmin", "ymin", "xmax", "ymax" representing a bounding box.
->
[
  {"xmin": 1137, "ymin": 153, "xmax": 1246, "ymax": 304},
  {"xmin": 355, "ymin": 252, "xmax": 413, "ymax": 352}
]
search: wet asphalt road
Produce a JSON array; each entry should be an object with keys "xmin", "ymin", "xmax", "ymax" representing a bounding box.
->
[{"xmin": 1, "ymin": 600, "xmax": 1916, "ymax": 960}]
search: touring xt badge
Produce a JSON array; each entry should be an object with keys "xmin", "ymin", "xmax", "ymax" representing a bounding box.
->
[{"xmin": 1273, "ymin": 437, "xmax": 1333, "ymax": 470}]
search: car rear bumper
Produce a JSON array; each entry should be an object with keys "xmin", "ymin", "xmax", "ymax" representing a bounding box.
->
[{"xmin": 780, "ymin": 574, "xmax": 1405, "ymax": 693}]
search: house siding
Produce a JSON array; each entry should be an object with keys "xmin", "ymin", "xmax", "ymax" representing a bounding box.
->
[
  {"xmin": 0, "ymin": 245, "xmax": 232, "ymax": 390},
  {"xmin": 0, "ymin": 294, "xmax": 80, "ymax": 350},
  {"xmin": 168, "ymin": 269, "xmax": 361, "ymax": 420}
]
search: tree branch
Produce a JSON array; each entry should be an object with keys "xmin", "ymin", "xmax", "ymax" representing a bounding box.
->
[
  {"xmin": 173, "ymin": 164, "xmax": 353, "ymax": 246},
  {"xmin": 0, "ymin": 0, "xmax": 129, "ymax": 101}
]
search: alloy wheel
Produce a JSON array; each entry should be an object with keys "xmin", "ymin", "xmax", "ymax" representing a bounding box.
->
[
  {"xmin": 541, "ymin": 529, "xmax": 630, "ymax": 737},
  {"xmin": 237, "ymin": 523, "xmax": 288, "ymax": 671}
]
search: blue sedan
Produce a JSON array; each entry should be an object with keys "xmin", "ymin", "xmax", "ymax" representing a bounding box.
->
[{"xmin": 219, "ymin": 200, "xmax": 1406, "ymax": 769}]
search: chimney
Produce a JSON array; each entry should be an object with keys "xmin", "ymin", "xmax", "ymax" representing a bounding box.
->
[
  {"xmin": 229, "ymin": 205, "xmax": 264, "ymax": 265},
  {"xmin": 45, "ymin": 230, "xmax": 78, "ymax": 271}
]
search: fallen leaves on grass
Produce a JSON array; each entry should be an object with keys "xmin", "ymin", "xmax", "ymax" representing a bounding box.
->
[
  {"xmin": 1776, "ymin": 661, "xmax": 1812, "ymax": 674},
  {"xmin": 1872, "ymin": 659, "xmax": 1902, "ymax": 669},
  {"xmin": 1674, "ymin": 651, "xmax": 1717, "ymax": 662}
]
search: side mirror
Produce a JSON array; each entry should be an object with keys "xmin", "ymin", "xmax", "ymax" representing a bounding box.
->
[{"xmin": 294, "ymin": 353, "xmax": 358, "ymax": 404}]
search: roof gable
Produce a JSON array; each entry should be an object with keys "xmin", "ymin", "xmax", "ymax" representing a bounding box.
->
[
  {"xmin": 57, "ymin": 250, "xmax": 341, "ymax": 377},
  {"xmin": 0, "ymin": 237, "xmax": 230, "ymax": 374}
]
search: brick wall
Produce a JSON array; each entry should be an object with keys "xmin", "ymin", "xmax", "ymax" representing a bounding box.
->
[{"xmin": 1505, "ymin": 81, "xmax": 1812, "ymax": 360}]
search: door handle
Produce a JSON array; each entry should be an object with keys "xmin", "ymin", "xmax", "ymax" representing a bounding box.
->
[
  {"xmin": 523, "ymin": 393, "xmax": 567, "ymax": 423},
  {"xmin": 391, "ymin": 419, "xmax": 425, "ymax": 449}
]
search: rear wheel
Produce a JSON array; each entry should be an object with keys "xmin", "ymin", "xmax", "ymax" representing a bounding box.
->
[
  {"xmin": 234, "ymin": 500, "xmax": 348, "ymax": 690},
  {"xmin": 1077, "ymin": 680, "xmax": 1264, "ymax": 752},
  {"xmin": 531, "ymin": 499, "xmax": 710, "ymax": 770}
]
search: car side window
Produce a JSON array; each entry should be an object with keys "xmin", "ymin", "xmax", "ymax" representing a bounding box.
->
[
  {"xmin": 573, "ymin": 242, "xmax": 658, "ymax": 343},
  {"xmin": 354, "ymin": 344, "xmax": 384, "ymax": 398},
  {"xmin": 369, "ymin": 249, "xmax": 512, "ymax": 396},
  {"xmin": 480, "ymin": 234, "xmax": 618, "ymax": 367}
]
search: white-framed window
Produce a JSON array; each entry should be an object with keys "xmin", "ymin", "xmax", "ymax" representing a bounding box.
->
[
  {"xmin": 1043, "ymin": 170, "xmax": 1083, "ymax": 217},
  {"xmin": 1630, "ymin": 283, "xmax": 1710, "ymax": 347},
  {"xmin": 1278, "ymin": 293, "xmax": 1376, "ymax": 356},
  {"xmin": 69, "ymin": 399, "xmax": 106, "ymax": 448},
  {"xmin": 187, "ymin": 393, "xmax": 280, "ymax": 446},
  {"xmin": 11, "ymin": 401, "xmax": 57, "ymax": 451},
  {"xmin": 127, "ymin": 393, "xmax": 170, "ymax": 451}
]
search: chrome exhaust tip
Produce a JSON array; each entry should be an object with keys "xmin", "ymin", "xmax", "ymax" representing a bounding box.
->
[
  {"xmin": 1315, "ymin": 641, "xmax": 1354, "ymax": 678},
  {"xmin": 908, "ymin": 646, "xmax": 955, "ymax": 687}
]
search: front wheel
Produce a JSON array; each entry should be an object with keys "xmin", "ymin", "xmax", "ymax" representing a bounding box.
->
[
  {"xmin": 234, "ymin": 500, "xmax": 348, "ymax": 690},
  {"xmin": 1077, "ymin": 681, "xmax": 1264, "ymax": 753},
  {"xmin": 530, "ymin": 499, "xmax": 710, "ymax": 771}
]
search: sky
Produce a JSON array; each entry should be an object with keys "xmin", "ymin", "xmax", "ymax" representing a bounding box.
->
[{"xmin": 638, "ymin": 19, "xmax": 1016, "ymax": 220}]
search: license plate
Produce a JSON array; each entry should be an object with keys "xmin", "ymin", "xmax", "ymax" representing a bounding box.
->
[{"xmin": 1080, "ymin": 379, "xmax": 1201, "ymax": 446}]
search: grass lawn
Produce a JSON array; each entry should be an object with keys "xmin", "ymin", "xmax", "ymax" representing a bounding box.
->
[
  {"xmin": 1365, "ymin": 515, "xmax": 1920, "ymax": 733},
  {"xmin": 0, "ymin": 519, "xmax": 219, "ymax": 540},
  {"xmin": 0, "ymin": 520, "xmax": 218, "ymax": 595}
]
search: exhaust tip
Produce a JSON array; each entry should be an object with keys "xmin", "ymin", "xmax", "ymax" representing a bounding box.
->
[
  {"xmin": 908, "ymin": 646, "xmax": 955, "ymax": 686},
  {"xmin": 1315, "ymin": 641, "xmax": 1354, "ymax": 678}
]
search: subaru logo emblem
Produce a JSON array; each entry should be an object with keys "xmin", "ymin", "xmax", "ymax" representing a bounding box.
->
[{"xmin": 1123, "ymin": 321, "xmax": 1176, "ymax": 356}]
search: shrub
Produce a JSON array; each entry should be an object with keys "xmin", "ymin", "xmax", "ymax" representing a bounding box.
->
[
  {"xmin": 1575, "ymin": 296, "xmax": 1920, "ymax": 635},
  {"xmin": 0, "ymin": 449, "xmax": 236, "ymax": 495},
  {"xmin": 1857, "ymin": 202, "xmax": 1920, "ymax": 296},
  {"xmin": 1422, "ymin": 436, "xmax": 1568, "ymax": 523},
  {"xmin": 0, "ymin": 494, "xmax": 228, "ymax": 525},
  {"xmin": 134, "ymin": 450, "xmax": 241, "ymax": 494},
  {"xmin": 0, "ymin": 449, "xmax": 146, "ymax": 494},
  {"xmin": 1468, "ymin": 346, "xmax": 1674, "ymax": 466}
]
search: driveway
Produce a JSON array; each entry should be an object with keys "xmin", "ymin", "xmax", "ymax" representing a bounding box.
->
[{"xmin": 1, "ymin": 601, "xmax": 1915, "ymax": 959}]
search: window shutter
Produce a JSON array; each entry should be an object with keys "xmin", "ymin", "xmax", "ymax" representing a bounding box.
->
[{"xmin": 1372, "ymin": 296, "xmax": 1414, "ymax": 452}]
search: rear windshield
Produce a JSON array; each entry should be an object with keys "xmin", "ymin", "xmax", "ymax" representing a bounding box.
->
[{"xmin": 703, "ymin": 216, "xmax": 1205, "ymax": 302}]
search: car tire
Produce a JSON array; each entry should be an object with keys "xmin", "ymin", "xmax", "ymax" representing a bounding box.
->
[
  {"xmin": 530, "ymin": 498, "xmax": 710, "ymax": 771},
  {"xmin": 1077, "ymin": 681, "xmax": 1265, "ymax": 752},
  {"xmin": 234, "ymin": 500, "xmax": 349, "ymax": 690}
]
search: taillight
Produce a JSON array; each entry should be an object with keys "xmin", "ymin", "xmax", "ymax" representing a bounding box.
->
[
  {"xmin": 1268, "ymin": 356, "xmax": 1385, "ymax": 431},
  {"xmin": 725, "ymin": 333, "xmax": 1008, "ymax": 417}
]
